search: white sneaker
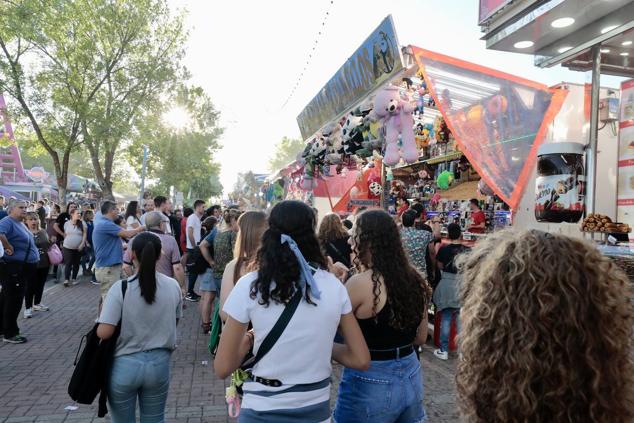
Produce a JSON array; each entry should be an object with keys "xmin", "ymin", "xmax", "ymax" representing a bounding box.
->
[
  {"xmin": 71, "ymin": 279, "xmax": 79, "ymax": 286},
  {"xmin": 32, "ymin": 304, "xmax": 49, "ymax": 312},
  {"xmin": 63, "ymin": 280, "xmax": 70, "ymax": 287},
  {"xmin": 24, "ymin": 308, "xmax": 32, "ymax": 319},
  {"xmin": 434, "ymin": 349, "xmax": 448, "ymax": 361}
]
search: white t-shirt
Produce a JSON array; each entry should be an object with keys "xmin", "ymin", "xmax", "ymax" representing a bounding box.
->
[
  {"xmin": 185, "ymin": 213, "xmax": 201, "ymax": 249},
  {"xmin": 126, "ymin": 215, "xmax": 141, "ymax": 231},
  {"xmin": 63, "ymin": 220, "xmax": 85, "ymax": 250},
  {"xmin": 223, "ymin": 269, "xmax": 352, "ymax": 386},
  {"xmin": 161, "ymin": 213, "xmax": 172, "ymax": 235}
]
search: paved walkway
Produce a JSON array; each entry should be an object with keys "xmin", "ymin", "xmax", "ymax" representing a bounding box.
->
[{"xmin": 0, "ymin": 275, "xmax": 458, "ymax": 422}]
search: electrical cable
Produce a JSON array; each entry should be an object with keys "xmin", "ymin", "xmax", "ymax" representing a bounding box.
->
[{"xmin": 280, "ymin": 0, "xmax": 335, "ymax": 109}]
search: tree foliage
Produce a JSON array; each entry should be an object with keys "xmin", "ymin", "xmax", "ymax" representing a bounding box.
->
[
  {"xmin": 126, "ymin": 85, "xmax": 223, "ymax": 201},
  {"xmin": 268, "ymin": 136, "xmax": 305, "ymax": 172}
]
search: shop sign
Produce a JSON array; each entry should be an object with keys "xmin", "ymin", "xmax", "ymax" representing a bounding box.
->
[
  {"xmin": 297, "ymin": 15, "xmax": 403, "ymax": 140},
  {"xmin": 478, "ymin": 0, "xmax": 512, "ymax": 24},
  {"xmin": 25, "ymin": 166, "xmax": 49, "ymax": 183},
  {"xmin": 617, "ymin": 79, "xmax": 634, "ymax": 240}
]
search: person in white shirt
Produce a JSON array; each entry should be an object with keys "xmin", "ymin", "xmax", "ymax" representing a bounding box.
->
[
  {"xmin": 153, "ymin": 196, "xmax": 173, "ymax": 235},
  {"xmin": 184, "ymin": 199, "xmax": 205, "ymax": 301},
  {"xmin": 215, "ymin": 200, "xmax": 369, "ymax": 422},
  {"xmin": 124, "ymin": 201, "xmax": 142, "ymax": 231}
]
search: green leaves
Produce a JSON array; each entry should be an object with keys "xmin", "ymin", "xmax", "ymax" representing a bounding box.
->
[{"xmin": 268, "ymin": 136, "xmax": 305, "ymax": 172}]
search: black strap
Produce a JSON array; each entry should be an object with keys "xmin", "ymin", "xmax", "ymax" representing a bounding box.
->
[
  {"xmin": 119, "ymin": 279, "xmax": 128, "ymax": 325},
  {"xmin": 246, "ymin": 288, "xmax": 303, "ymax": 370}
]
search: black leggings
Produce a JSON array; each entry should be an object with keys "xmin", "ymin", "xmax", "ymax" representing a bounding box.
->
[
  {"xmin": 63, "ymin": 248, "xmax": 82, "ymax": 281},
  {"xmin": 25, "ymin": 266, "xmax": 49, "ymax": 308}
]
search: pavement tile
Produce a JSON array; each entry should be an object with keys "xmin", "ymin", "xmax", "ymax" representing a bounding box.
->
[{"xmin": 0, "ymin": 275, "xmax": 459, "ymax": 422}]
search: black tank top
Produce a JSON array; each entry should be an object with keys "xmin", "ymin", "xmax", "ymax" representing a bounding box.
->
[{"xmin": 357, "ymin": 302, "xmax": 418, "ymax": 350}]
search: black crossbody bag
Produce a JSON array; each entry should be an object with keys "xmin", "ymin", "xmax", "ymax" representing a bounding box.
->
[{"xmin": 68, "ymin": 280, "xmax": 128, "ymax": 417}]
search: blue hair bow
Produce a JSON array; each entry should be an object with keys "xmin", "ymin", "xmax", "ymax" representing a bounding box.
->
[{"xmin": 281, "ymin": 234, "xmax": 321, "ymax": 300}]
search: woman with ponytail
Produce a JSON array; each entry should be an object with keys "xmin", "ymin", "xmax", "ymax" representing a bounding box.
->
[
  {"xmin": 97, "ymin": 232, "xmax": 183, "ymax": 423},
  {"xmin": 215, "ymin": 200, "xmax": 369, "ymax": 422}
]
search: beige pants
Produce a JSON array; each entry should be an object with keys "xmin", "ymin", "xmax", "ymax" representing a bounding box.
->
[{"xmin": 95, "ymin": 264, "xmax": 123, "ymax": 299}]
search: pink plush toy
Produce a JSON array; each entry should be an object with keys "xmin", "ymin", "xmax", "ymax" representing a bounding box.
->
[{"xmin": 373, "ymin": 86, "xmax": 418, "ymax": 166}]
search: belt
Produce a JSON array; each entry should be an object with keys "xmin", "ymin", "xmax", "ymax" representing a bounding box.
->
[
  {"xmin": 369, "ymin": 344, "xmax": 415, "ymax": 361},
  {"xmin": 251, "ymin": 375, "xmax": 283, "ymax": 387}
]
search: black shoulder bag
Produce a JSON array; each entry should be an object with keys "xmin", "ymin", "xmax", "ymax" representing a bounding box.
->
[{"xmin": 68, "ymin": 280, "xmax": 128, "ymax": 416}]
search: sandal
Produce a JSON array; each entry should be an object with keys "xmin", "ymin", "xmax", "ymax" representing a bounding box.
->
[{"xmin": 201, "ymin": 322, "xmax": 211, "ymax": 335}]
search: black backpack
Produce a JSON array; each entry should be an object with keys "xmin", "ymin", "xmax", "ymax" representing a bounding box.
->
[{"xmin": 68, "ymin": 280, "xmax": 127, "ymax": 417}]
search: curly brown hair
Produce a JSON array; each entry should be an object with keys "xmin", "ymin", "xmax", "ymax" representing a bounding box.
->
[
  {"xmin": 455, "ymin": 229, "xmax": 634, "ymax": 423},
  {"xmin": 318, "ymin": 213, "xmax": 349, "ymax": 247},
  {"xmin": 353, "ymin": 209, "xmax": 431, "ymax": 331}
]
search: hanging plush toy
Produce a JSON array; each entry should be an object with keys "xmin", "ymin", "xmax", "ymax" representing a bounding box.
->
[
  {"xmin": 373, "ymin": 86, "xmax": 418, "ymax": 167},
  {"xmin": 436, "ymin": 170, "xmax": 454, "ymax": 190},
  {"xmin": 367, "ymin": 173, "xmax": 382, "ymax": 199},
  {"xmin": 416, "ymin": 80, "xmax": 428, "ymax": 116}
]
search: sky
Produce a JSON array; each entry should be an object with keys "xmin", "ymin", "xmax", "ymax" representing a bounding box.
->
[{"xmin": 167, "ymin": 0, "xmax": 624, "ymax": 194}]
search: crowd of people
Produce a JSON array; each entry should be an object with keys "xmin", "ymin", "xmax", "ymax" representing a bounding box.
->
[{"xmin": 1, "ymin": 194, "xmax": 633, "ymax": 422}]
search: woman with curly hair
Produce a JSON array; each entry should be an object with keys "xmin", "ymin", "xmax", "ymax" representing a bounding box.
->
[
  {"xmin": 215, "ymin": 200, "xmax": 369, "ymax": 421},
  {"xmin": 456, "ymin": 229, "xmax": 634, "ymax": 423},
  {"xmin": 318, "ymin": 213, "xmax": 352, "ymax": 268},
  {"xmin": 334, "ymin": 209, "xmax": 432, "ymax": 423}
]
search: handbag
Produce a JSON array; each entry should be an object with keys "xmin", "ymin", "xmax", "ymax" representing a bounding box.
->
[
  {"xmin": 208, "ymin": 299, "xmax": 222, "ymax": 357},
  {"xmin": 68, "ymin": 280, "xmax": 128, "ymax": 416},
  {"xmin": 47, "ymin": 244, "xmax": 63, "ymax": 265}
]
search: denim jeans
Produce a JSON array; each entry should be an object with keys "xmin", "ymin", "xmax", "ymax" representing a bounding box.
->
[
  {"xmin": 108, "ymin": 349, "xmax": 171, "ymax": 423},
  {"xmin": 440, "ymin": 308, "xmax": 461, "ymax": 353},
  {"xmin": 334, "ymin": 351, "xmax": 426, "ymax": 423},
  {"xmin": 81, "ymin": 246, "xmax": 95, "ymax": 271}
]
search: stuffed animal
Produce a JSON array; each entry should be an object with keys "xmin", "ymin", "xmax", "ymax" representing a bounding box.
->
[
  {"xmin": 373, "ymin": 86, "xmax": 418, "ymax": 167},
  {"xmin": 301, "ymin": 161, "xmax": 317, "ymax": 190},
  {"xmin": 341, "ymin": 114, "xmax": 365, "ymax": 156},
  {"xmin": 367, "ymin": 173, "xmax": 382, "ymax": 199},
  {"xmin": 436, "ymin": 170, "xmax": 454, "ymax": 190}
]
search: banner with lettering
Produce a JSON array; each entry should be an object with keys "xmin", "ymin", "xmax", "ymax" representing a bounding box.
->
[
  {"xmin": 617, "ymin": 79, "xmax": 634, "ymax": 240},
  {"xmin": 413, "ymin": 47, "xmax": 567, "ymax": 210},
  {"xmin": 297, "ymin": 15, "xmax": 403, "ymax": 140}
]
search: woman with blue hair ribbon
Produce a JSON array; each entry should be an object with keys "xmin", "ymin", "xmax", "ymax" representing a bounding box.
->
[{"xmin": 215, "ymin": 200, "xmax": 369, "ymax": 422}]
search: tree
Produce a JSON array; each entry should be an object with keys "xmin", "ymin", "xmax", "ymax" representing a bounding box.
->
[
  {"xmin": 268, "ymin": 136, "xmax": 305, "ymax": 172},
  {"xmin": 126, "ymin": 85, "xmax": 223, "ymax": 201},
  {"xmin": 80, "ymin": 0, "xmax": 186, "ymax": 200},
  {"xmin": 0, "ymin": 0, "xmax": 186, "ymax": 203}
]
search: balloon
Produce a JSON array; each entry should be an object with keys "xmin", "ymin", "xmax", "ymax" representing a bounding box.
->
[
  {"xmin": 436, "ymin": 170, "xmax": 454, "ymax": 190},
  {"xmin": 487, "ymin": 95, "xmax": 508, "ymax": 115},
  {"xmin": 467, "ymin": 105, "xmax": 484, "ymax": 124}
]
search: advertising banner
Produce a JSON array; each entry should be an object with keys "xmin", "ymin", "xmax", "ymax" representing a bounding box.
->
[
  {"xmin": 413, "ymin": 47, "xmax": 567, "ymax": 210},
  {"xmin": 617, "ymin": 79, "xmax": 634, "ymax": 239},
  {"xmin": 297, "ymin": 15, "xmax": 403, "ymax": 140},
  {"xmin": 479, "ymin": 0, "xmax": 511, "ymax": 24}
]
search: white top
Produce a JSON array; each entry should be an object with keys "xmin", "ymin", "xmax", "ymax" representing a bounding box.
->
[
  {"xmin": 63, "ymin": 220, "xmax": 85, "ymax": 250},
  {"xmin": 185, "ymin": 213, "xmax": 201, "ymax": 249},
  {"xmin": 223, "ymin": 269, "xmax": 351, "ymax": 386},
  {"xmin": 98, "ymin": 272, "xmax": 183, "ymax": 357},
  {"xmin": 126, "ymin": 215, "xmax": 141, "ymax": 231},
  {"xmin": 161, "ymin": 213, "xmax": 172, "ymax": 235}
]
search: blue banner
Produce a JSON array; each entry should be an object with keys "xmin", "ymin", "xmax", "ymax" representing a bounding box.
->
[{"xmin": 297, "ymin": 15, "xmax": 403, "ymax": 139}]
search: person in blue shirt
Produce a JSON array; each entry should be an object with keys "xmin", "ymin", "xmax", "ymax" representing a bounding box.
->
[
  {"xmin": 93, "ymin": 200, "xmax": 144, "ymax": 305},
  {"xmin": 0, "ymin": 195, "xmax": 8, "ymax": 220},
  {"xmin": 0, "ymin": 199, "xmax": 39, "ymax": 344}
]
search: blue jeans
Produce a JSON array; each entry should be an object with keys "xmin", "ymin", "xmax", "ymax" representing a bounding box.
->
[
  {"xmin": 334, "ymin": 352, "xmax": 426, "ymax": 423},
  {"xmin": 440, "ymin": 308, "xmax": 461, "ymax": 353},
  {"xmin": 81, "ymin": 246, "xmax": 95, "ymax": 272},
  {"xmin": 108, "ymin": 349, "xmax": 171, "ymax": 423}
]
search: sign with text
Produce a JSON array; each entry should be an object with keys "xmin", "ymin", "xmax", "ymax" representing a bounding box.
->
[
  {"xmin": 617, "ymin": 79, "xmax": 634, "ymax": 240},
  {"xmin": 297, "ymin": 15, "xmax": 403, "ymax": 140},
  {"xmin": 479, "ymin": 0, "xmax": 512, "ymax": 24}
]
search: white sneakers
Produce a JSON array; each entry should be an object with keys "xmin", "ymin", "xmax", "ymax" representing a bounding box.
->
[
  {"xmin": 24, "ymin": 308, "xmax": 32, "ymax": 319},
  {"xmin": 433, "ymin": 349, "xmax": 449, "ymax": 361},
  {"xmin": 32, "ymin": 304, "xmax": 49, "ymax": 312}
]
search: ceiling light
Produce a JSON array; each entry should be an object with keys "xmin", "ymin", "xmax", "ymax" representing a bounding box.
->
[
  {"xmin": 558, "ymin": 46, "xmax": 573, "ymax": 54},
  {"xmin": 601, "ymin": 25, "xmax": 620, "ymax": 34},
  {"xmin": 623, "ymin": 41, "xmax": 633, "ymax": 46},
  {"xmin": 514, "ymin": 41, "xmax": 534, "ymax": 49},
  {"xmin": 601, "ymin": 48, "xmax": 611, "ymax": 53},
  {"xmin": 621, "ymin": 52, "xmax": 630, "ymax": 56},
  {"xmin": 551, "ymin": 17, "xmax": 575, "ymax": 28}
]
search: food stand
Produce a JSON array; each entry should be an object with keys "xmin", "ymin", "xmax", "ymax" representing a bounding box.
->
[{"xmin": 479, "ymin": 0, "xmax": 634, "ymax": 277}]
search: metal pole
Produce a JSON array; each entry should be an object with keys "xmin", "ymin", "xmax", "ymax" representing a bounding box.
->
[
  {"xmin": 139, "ymin": 144, "xmax": 149, "ymax": 204},
  {"xmin": 586, "ymin": 45, "xmax": 601, "ymax": 215}
]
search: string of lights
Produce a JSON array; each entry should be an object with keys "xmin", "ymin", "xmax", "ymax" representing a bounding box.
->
[{"xmin": 281, "ymin": 0, "xmax": 335, "ymax": 109}]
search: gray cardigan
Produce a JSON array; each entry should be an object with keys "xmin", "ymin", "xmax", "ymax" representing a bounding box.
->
[{"xmin": 432, "ymin": 271, "xmax": 461, "ymax": 311}]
